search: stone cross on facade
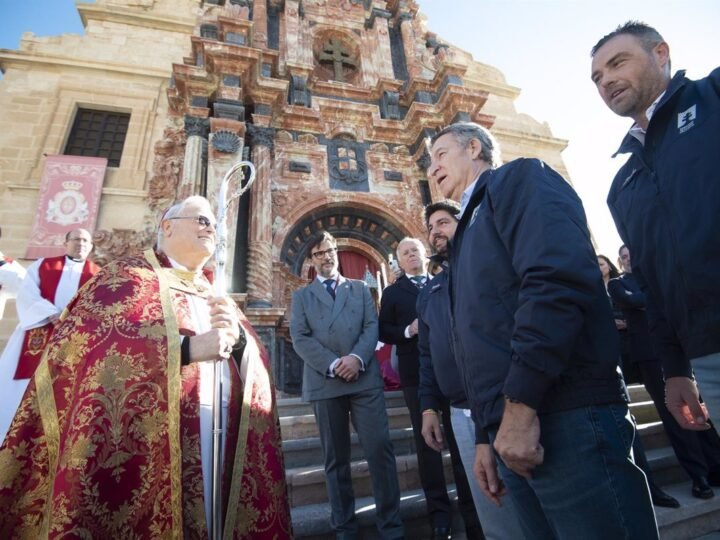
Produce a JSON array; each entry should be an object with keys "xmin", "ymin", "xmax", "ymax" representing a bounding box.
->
[{"xmin": 319, "ymin": 39, "xmax": 356, "ymax": 82}]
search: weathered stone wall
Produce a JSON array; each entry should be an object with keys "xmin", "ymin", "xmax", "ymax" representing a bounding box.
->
[
  {"xmin": 0, "ymin": 0, "xmax": 573, "ymax": 363},
  {"xmin": 0, "ymin": 0, "xmax": 198, "ymax": 347}
]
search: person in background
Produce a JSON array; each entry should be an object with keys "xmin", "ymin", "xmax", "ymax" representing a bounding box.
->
[
  {"xmin": 597, "ymin": 253, "xmax": 681, "ymax": 506},
  {"xmin": 609, "ymin": 245, "xmax": 720, "ymax": 500},
  {"xmin": 0, "ymin": 228, "xmax": 99, "ymax": 441},
  {"xmin": 0, "ymin": 226, "xmax": 27, "ymax": 320}
]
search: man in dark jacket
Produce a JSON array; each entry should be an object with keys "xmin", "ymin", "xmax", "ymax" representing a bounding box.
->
[
  {"xmin": 591, "ymin": 21, "xmax": 720, "ymax": 433},
  {"xmin": 418, "ymin": 200, "xmax": 524, "ymax": 540},
  {"xmin": 427, "ymin": 121, "xmax": 657, "ymax": 539},
  {"xmin": 379, "ymin": 237, "xmax": 469, "ymax": 539},
  {"xmin": 609, "ymin": 245, "xmax": 720, "ymax": 499}
]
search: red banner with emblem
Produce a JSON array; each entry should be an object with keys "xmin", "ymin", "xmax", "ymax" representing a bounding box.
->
[{"xmin": 25, "ymin": 155, "xmax": 107, "ymax": 258}]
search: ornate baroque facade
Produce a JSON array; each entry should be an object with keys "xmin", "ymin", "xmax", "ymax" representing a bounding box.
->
[{"xmin": 0, "ymin": 0, "xmax": 570, "ymax": 393}]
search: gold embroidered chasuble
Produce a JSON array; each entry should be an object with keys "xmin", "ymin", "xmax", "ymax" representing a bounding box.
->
[{"xmin": 0, "ymin": 250, "xmax": 292, "ymax": 539}]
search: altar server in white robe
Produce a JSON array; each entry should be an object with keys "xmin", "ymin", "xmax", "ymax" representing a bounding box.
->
[{"xmin": 0, "ymin": 228, "xmax": 99, "ymax": 439}]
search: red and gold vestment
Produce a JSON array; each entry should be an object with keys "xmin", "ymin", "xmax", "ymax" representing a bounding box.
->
[{"xmin": 0, "ymin": 250, "xmax": 292, "ymax": 539}]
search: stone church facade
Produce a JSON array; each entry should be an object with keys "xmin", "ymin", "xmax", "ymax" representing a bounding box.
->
[{"xmin": 0, "ymin": 0, "xmax": 570, "ymax": 393}]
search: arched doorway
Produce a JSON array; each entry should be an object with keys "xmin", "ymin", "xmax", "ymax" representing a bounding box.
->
[
  {"xmin": 306, "ymin": 246, "xmax": 378, "ymax": 281},
  {"xmin": 280, "ymin": 204, "xmax": 409, "ymax": 286}
]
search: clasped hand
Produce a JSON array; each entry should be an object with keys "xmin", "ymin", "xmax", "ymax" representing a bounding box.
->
[
  {"xmin": 334, "ymin": 355, "xmax": 361, "ymax": 382},
  {"xmin": 189, "ymin": 296, "xmax": 241, "ymax": 363}
]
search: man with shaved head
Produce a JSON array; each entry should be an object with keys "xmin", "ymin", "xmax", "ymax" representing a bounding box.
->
[{"xmin": 0, "ymin": 227, "xmax": 99, "ymax": 440}]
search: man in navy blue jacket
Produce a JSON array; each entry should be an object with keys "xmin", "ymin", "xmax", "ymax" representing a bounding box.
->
[
  {"xmin": 591, "ymin": 21, "xmax": 720, "ymax": 436},
  {"xmin": 427, "ymin": 122, "xmax": 656, "ymax": 539},
  {"xmin": 418, "ymin": 199, "xmax": 524, "ymax": 540}
]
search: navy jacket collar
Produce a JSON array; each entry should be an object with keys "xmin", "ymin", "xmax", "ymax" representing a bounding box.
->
[{"xmin": 613, "ymin": 70, "xmax": 688, "ymax": 157}]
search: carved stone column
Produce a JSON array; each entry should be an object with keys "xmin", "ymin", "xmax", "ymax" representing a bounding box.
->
[
  {"xmin": 253, "ymin": 0, "xmax": 268, "ymax": 49},
  {"xmin": 246, "ymin": 124, "xmax": 275, "ymax": 307},
  {"xmin": 373, "ymin": 13, "xmax": 395, "ymax": 80},
  {"xmin": 399, "ymin": 13, "xmax": 420, "ymax": 79},
  {"xmin": 180, "ymin": 115, "xmax": 209, "ymax": 198}
]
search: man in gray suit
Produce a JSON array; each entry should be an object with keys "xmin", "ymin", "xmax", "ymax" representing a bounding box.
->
[{"xmin": 290, "ymin": 231, "xmax": 404, "ymax": 540}]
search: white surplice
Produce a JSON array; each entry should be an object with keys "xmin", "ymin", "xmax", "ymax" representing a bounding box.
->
[
  {"xmin": 166, "ymin": 257, "xmax": 232, "ymax": 531},
  {"xmin": 0, "ymin": 257, "xmax": 85, "ymax": 440},
  {"xmin": 0, "ymin": 258, "xmax": 26, "ymax": 320}
]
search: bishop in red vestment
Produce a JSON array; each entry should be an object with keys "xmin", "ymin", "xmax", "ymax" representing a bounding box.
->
[{"xmin": 0, "ymin": 197, "xmax": 292, "ymax": 539}]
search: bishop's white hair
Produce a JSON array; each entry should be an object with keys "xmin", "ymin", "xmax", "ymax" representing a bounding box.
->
[{"xmin": 156, "ymin": 195, "xmax": 213, "ymax": 249}]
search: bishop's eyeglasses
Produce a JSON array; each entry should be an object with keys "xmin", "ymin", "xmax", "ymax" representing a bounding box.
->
[{"xmin": 167, "ymin": 215, "xmax": 216, "ymax": 229}]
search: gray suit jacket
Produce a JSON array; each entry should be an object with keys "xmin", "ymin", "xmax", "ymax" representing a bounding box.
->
[{"xmin": 290, "ymin": 277, "xmax": 382, "ymax": 401}]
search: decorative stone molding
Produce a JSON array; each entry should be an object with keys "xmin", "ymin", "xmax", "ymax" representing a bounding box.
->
[
  {"xmin": 364, "ymin": 7, "xmax": 391, "ymax": 30},
  {"xmin": 416, "ymin": 150, "xmax": 431, "ymax": 171},
  {"xmin": 92, "ymin": 228, "xmax": 153, "ymax": 267},
  {"xmin": 200, "ymin": 24, "xmax": 219, "ymax": 40},
  {"xmin": 247, "ymin": 124, "xmax": 275, "ymax": 149},
  {"xmin": 148, "ymin": 127, "xmax": 186, "ymax": 208},
  {"xmin": 289, "ymin": 160, "xmax": 311, "ymax": 173},
  {"xmin": 327, "ymin": 138, "xmax": 368, "ymax": 191},
  {"xmin": 379, "ymin": 90, "xmax": 401, "ymax": 120},
  {"xmin": 184, "ymin": 115, "xmax": 210, "ymax": 138},
  {"xmin": 246, "ymin": 241, "xmax": 273, "ymax": 307},
  {"xmin": 279, "ymin": 205, "xmax": 408, "ymax": 275},
  {"xmin": 288, "ymin": 75, "xmax": 311, "ymax": 107},
  {"xmin": 213, "ymin": 99, "xmax": 245, "ymax": 121},
  {"xmin": 211, "ymin": 130, "xmax": 242, "ymax": 153}
]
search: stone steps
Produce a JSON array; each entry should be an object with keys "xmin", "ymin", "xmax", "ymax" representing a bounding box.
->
[
  {"xmin": 291, "ymin": 485, "xmax": 467, "ymax": 540},
  {"xmin": 656, "ymin": 481, "xmax": 720, "ymax": 539},
  {"xmin": 282, "ymin": 384, "xmax": 714, "ymax": 539},
  {"xmin": 280, "ymin": 406, "xmax": 411, "ymax": 441},
  {"xmin": 286, "ymin": 451, "xmax": 454, "ymax": 507},
  {"xmin": 278, "ymin": 391, "xmax": 407, "ymax": 418}
]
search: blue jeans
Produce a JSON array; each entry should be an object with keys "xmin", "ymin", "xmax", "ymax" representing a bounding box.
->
[
  {"xmin": 490, "ymin": 404, "xmax": 658, "ymax": 540},
  {"xmin": 450, "ymin": 407, "xmax": 526, "ymax": 540}
]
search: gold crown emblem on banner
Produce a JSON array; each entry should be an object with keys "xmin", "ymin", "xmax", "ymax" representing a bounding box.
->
[{"xmin": 61, "ymin": 180, "xmax": 82, "ymax": 190}]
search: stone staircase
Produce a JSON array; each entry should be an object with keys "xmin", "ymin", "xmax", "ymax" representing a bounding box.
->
[{"xmin": 280, "ymin": 385, "xmax": 720, "ymax": 539}]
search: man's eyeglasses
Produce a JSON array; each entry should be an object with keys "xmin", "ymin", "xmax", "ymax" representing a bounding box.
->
[
  {"xmin": 167, "ymin": 215, "xmax": 216, "ymax": 228},
  {"xmin": 311, "ymin": 247, "xmax": 337, "ymax": 259}
]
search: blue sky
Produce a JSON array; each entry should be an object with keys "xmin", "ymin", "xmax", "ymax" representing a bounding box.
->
[
  {"xmin": 417, "ymin": 0, "xmax": 720, "ymax": 255},
  {"xmin": 1, "ymin": 0, "xmax": 719, "ymax": 255},
  {"xmin": 0, "ymin": 0, "xmax": 84, "ymax": 50}
]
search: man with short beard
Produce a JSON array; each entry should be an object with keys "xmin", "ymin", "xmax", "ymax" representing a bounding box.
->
[
  {"xmin": 380, "ymin": 236, "xmax": 480, "ymax": 539},
  {"xmin": 290, "ymin": 230, "xmax": 403, "ymax": 540},
  {"xmin": 591, "ymin": 21, "xmax": 720, "ymax": 442},
  {"xmin": 418, "ymin": 199, "xmax": 524, "ymax": 540}
]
